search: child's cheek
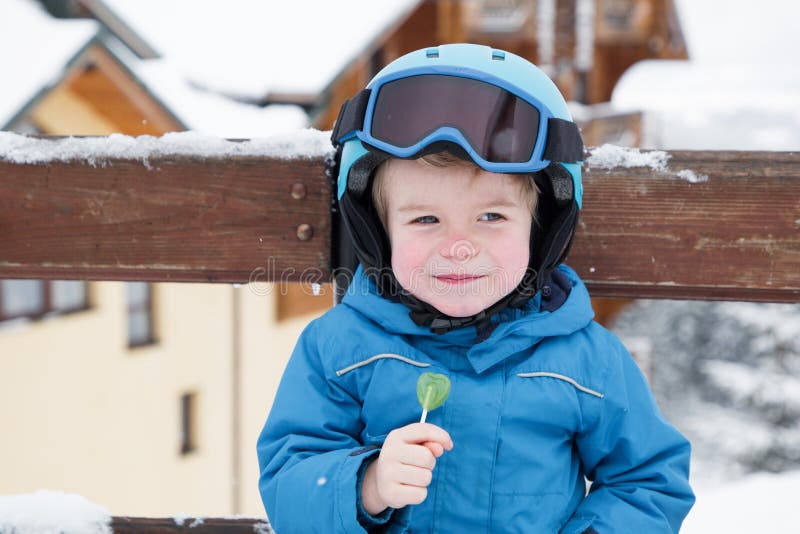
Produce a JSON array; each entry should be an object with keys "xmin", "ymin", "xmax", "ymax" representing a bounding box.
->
[{"xmin": 390, "ymin": 238, "xmax": 427, "ymax": 291}]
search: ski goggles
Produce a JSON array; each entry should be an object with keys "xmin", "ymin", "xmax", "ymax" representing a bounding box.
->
[{"xmin": 331, "ymin": 73, "xmax": 584, "ymax": 173}]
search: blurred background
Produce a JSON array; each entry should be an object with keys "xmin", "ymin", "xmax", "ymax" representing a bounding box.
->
[{"xmin": 1, "ymin": 0, "xmax": 798, "ymax": 529}]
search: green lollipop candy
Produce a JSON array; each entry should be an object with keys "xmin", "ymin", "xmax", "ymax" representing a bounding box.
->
[{"xmin": 417, "ymin": 372, "xmax": 451, "ymax": 423}]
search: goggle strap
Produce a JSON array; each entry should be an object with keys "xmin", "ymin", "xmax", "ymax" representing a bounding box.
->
[
  {"xmin": 347, "ymin": 148, "xmax": 389, "ymax": 197},
  {"xmin": 543, "ymin": 118, "xmax": 584, "ymax": 163},
  {"xmin": 331, "ymin": 89, "xmax": 372, "ymax": 145},
  {"xmin": 541, "ymin": 161, "xmax": 575, "ymax": 206},
  {"xmin": 332, "ymin": 90, "xmax": 584, "ymax": 165}
]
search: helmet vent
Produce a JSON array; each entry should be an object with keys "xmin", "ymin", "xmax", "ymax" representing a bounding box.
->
[
  {"xmin": 426, "ymin": 48, "xmax": 440, "ymax": 59},
  {"xmin": 491, "ymin": 50, "xmax": 506, "ymax": 61}
]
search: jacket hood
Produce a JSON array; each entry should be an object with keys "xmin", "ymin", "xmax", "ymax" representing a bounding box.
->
[{"xmin": 341, "ymin": 264, "xmax": 595, "ymax": 374}]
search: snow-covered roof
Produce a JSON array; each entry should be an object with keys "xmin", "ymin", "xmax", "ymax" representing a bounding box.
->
[
  {"xmin": 0, "ymin": 0, "xmax": 98, "ymax": 128},
  {"xmin": 611, "ymin": 0, "xmax": 800, "ymax": 151},
  {"xmin": 0, "ymin": 0, "xmax": 309, "ymax": 137},
  {"xmin": 129, "ymin": 59, "xmax": 308, "ymax": 137},
  {"xmin": 100, "ymin": 0, "xmax": 423, "ymax": 100}
]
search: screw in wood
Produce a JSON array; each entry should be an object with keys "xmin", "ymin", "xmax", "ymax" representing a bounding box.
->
[
  {"xmin": 296, "ymin": 224, "xmax": 313, "ymax": 241},
  {"xmin": 291, "ymin": 183, "xmax": 307, "ymax": 200}
]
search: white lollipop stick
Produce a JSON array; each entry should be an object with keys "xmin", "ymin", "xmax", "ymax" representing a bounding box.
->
[{"xmin": 419, "ymin": 386, "xmax": 432, "ymax": 423}]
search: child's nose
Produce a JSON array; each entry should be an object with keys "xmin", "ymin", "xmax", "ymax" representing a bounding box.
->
[{"xmin": 440, "ymin": 238, "xmax": 479, "ymax": 263}]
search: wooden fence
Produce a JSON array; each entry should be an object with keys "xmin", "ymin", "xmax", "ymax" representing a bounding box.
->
[
  {"xmin": 2, "ymin": 146, "xmax": 798, "ymax": 302},
  {"xmin": 1, "ymin": 140, "xmax": 799, "ymax": 531}
]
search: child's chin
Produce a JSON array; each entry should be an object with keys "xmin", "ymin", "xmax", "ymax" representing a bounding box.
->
[{"xmin": 430, "ymin": 299, "xmax": 490, "ymax": 319}]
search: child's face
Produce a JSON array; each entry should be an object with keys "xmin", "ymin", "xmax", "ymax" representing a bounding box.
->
[{"xmin": 380, "ymin": 159, "xmax": 533, "ymax": 318}]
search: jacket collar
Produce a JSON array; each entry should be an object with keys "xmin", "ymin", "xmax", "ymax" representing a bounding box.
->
[{"xmin": 341, "ymin": 265, "xmax": 594, "ymax": 374}]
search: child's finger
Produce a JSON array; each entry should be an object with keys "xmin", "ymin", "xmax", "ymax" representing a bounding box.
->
[
  {"xmin": 390, "ymin": 484, "xmax": 428, "ymax": 507},
  {"xmin": 394, "ymin": 463, "xmax": 434, "ymax": 488},
  {"xmin": 396, "ymin": 422, "xmax": 453, "ymax": 450},
  {"xmin": 422, "ymin": 440, "xmax": 444, "ymax": 457},
  {"xmin": 397, "ymin": 443, "xmax": 437, "ymax": 470}
]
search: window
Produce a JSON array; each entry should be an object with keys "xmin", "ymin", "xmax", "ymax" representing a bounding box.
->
[
  {"xmin": 180, "ymin": 392, "xmax": 197, "ymax": 455},
  {"xmin": 51, "ymin": 281, "xmax": 89, "ymax": 312},
  {"xmin": 0, "ymin": 280, "xmax": 88, "ymax": 322},
  {"xmin": 127, "ymin": 282, "xmax": 155, "ymax": 347}
]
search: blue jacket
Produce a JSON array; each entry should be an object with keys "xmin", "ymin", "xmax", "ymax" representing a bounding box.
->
[{"xmin": 257, "ymin": 266, "xmax": 694, "ymax": 533}]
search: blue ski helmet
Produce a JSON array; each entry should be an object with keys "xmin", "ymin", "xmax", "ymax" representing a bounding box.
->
[{"xmin": 330, "ymin": 43, "xmax": 584, "ymax": 333}]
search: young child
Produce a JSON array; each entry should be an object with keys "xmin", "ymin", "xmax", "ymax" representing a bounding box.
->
[{"xmin": 257, "ymin": 44, "xmax": 694, "ymax": 533}]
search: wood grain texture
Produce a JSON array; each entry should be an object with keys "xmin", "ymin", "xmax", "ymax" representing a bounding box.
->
[
  {"xmin": 0, "ymin": 155, "xmax": 331, "ymax": 283},
  {"xmin": 1, "ymin": 148, "xmax": 798, "ymax": 302},
  {"xmin": 572, "ymin": 150, "xmax": 800, "ymax": 302}
]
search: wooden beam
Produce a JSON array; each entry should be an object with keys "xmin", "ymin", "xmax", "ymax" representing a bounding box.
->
[
  {"xmin": 0, "ymin": 151, "xmax": 331, "ymax": 284},
  {"xmin": 110, "ymin": 516, "xmax": 272, "ymax": 533},
  {"xmin": 575, "ymin": 150, "xmax": 800, "ymax": 302},
  {"xmin": 1, "ymin": 145, "xmax": 798, "ymax": 302}
]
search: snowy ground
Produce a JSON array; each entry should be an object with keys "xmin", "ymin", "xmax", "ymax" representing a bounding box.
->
[
  {"xmin": 682, "ymin": 470, "xmax": 800, "ymax": 533},
  {"xmin": 612, "ymin": 299, "xmax": 800, "ymax": 532}
]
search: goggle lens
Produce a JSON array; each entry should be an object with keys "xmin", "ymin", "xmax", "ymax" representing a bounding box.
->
[{"xmin": 371, "ymin": 75, "xmax": 540, "ymax": 163}]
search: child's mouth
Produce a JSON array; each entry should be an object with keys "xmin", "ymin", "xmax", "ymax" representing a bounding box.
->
[{"xmin": 434, "ymin": 274, "xmax": 485, "ymax": 285}]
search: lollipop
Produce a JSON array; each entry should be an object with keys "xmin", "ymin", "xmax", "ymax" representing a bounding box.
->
[{"xmin": 416, "ymin": 372, "xmax": 451, "ymax": 423}]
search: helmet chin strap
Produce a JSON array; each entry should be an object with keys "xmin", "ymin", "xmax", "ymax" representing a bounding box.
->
[{"xmin": 381, "ymin": 263, "xmax": 538, "ymax": 335}]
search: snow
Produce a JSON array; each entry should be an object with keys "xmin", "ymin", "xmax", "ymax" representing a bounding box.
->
[
  {"xmin": 612, "ymin": 298, "xmax": 800, "ymax": 512},
  {"xmin": 612, "ymin": 0, "xmax": 800, "ymax": 150},
  {"xmin": 718, "ymin": 302, "xmax": 800, "ymax": 343},
  {"xmin": 682, "ymin": 470, "xmax": 800, "ymax": 533},
  {"xmin": 0, "ymin": 491, "xmax": 111, "ymax": 534},
  {"xmin": 0, "ymin": 0, "xmax": 310, "ymax": 137},
  {"xmin": 676, "ymin": 169, "xmax": 708, "ymax": 184},
  {"xmin": 173, "ymin": 515, "xmax": 204, "ymax": 528},
  {"xmin": 0, "ymin": 130, "xmax": 333, "ymax": 166},
  {"xmin": 0, "ymin": 0, "xmax": 97, "ymax": 128},
  {"xmin": 585, "ymin": 144, "xmax": 709, "ymax": 183},
  {"xmin": 130, "ymin": 59, "xmax": 308, "ymax": 138},
  {"xmin": 586, "ymin": 144, "xmax": 670, "ymax": 171},
  {"xmin": 100, "ymin": 0, "xmax": 422, "ymax": 99},
  {"xmin": 702, "ymin": 359, "xmax": 800, "ymax": 413}
]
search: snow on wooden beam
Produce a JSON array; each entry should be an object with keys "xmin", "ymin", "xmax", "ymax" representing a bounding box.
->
[
  {"xmin": 0, "ymin": 134, "xmax": 798, "ymax": 302},
  {"xmin": 0, "ymin": 132, "xmax": 333, "ymax": 284}
]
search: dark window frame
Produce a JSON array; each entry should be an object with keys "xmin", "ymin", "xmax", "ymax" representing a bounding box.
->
[
  {"xmin": 126, "ymin": 282, "xmax": 156, "ymax": 349},
  {"xmin": 0, "ymin": 280, "xmax": 90, "ymax": 323},
  {"xmin": 180, "ymin": 392, "xmax": 197, "ymax": 455}
]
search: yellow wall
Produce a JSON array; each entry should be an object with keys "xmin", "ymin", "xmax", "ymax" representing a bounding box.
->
[
  {"xmin": 239, "ymin": 283, "xmax": 330, "ymax": 516},
  {"xmin": 1, "ymin": 36, "xmax": 329, "ymax": 518},
  {"xmin": 0, "ymin": 281, "xmax": 323, "ymax": 517}
]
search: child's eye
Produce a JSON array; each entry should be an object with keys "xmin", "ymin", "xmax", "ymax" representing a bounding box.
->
[
  {"xmin": 479, "ymin": 213, "xmax": 504, "ymax": 222},
  {"xmin": 413, "ymin": 215, "xmax": 439, "ymax": 224}
]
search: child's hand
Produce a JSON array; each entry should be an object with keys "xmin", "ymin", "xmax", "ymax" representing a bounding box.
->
[{"xmin": 361, "ymin": 422, "xmax": 453, "ymax": 515}]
